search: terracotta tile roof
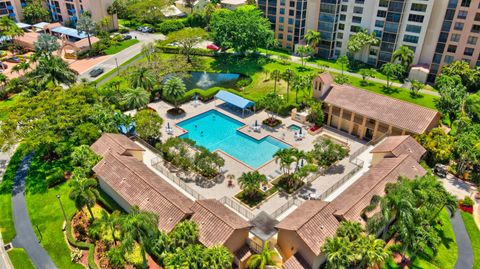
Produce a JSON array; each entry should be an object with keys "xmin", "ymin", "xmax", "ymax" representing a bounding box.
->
[
  {"xmin": 371, "ymin": 135, "xmax": 426, "ymax": 162},
  {"xmin": 282, "ymin": 253, "xmax": 312, "ymax": 269},
  {"xmin": 276, "ymin": 201, "xmax": 340, "ymax": 256},
  {"xmin": 190, "ymin": 199, "xmax": 250, "ymax": 247},
  {"xmin": 234, "ymin": 244, "xmax": 252, "ymax": 262},
  {"xmin": 315, "ymin": 72, "xmax": 334, "ymax": 86},
  {"xmin": 324, "ymin": 85, "xmax": 440, "ymax": 134},
  {"xmin": 331, "ymin": 154, "xmax": 426, "ymax": 222},
  {"xmin": 92, "ymin": 153, "xmax": 193, "ymax": 232},
  {"xmin": 91, "ymin": 133, "xmax": 144, "ymax": 158}
]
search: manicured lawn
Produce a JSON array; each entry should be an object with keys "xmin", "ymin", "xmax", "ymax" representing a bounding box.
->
[
  {"xmin": 104, "ymin": 39, "xmax": 140, "ymax": 55},
  {"xmin": 384, "ymin": 209, "xmax": 457, "ymax": 269},
  {"xmin": 0, "ymin": 95, "xmax": 19, "ymax": 121},
  {"xmin": 8, "ymin": 248, "xmax": 35, "ymax": 269},
  {"xmin": 0, "ymin": 194, "xmax": 15, "ymax": 243},
  {"xmin": 26, "ymin": 183, "xmax": 84, "ymax": 269},
  {"xmin": 461, "ymin": 211, "xmax": 480, "ymax": 269}
]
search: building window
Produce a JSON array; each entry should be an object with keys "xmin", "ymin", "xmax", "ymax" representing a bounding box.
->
[
  {"xmin": 288, "ymin": 18, "xmax": 293, "ymax": 25},
  {"xmin": 280, "ymin": 8, "xmax": 285, "ymax": 14},
  {"xmin": 475, "ymin": 13, "xmax": 480, "ymax": 22},
  {"xmin": 451, "ymin": 34, "xmax": 461, "ymax": 42},
  {"xmin": 447, "ymin": 45, "xmax": 457, "ymax": 53},
  {"xmin": 461, "ymin": 0, "xmax": 471, "ymax": 7},
  {"xmin": 279, "ymin": 16, "xmax": 284, "ymax": 23},
  {"xmin": 287, "ymin": 35, "xmax": 292, "ymax": 41},
  {"xmin": 454, "ymin": 22, "xmax": 464, "ymax": 30},
  {"xmin": 341, "ymin": 5, "xmax": 347, "ymax": 12},
  {"xmin": 353, "ymin": 6, "xmax": 363, "ymax": 14},
  {"xmin": 406, "ymin": 24, "xmax": 421, "ymax": 33},
  {"xmin": 472, "ymin": 24, "xmax": 480, "ymax": 33},
  {"xmin": 338, "ymin": 23, "xmax": 345, "ymax": 30},
  {"xmin": 411, "ymin": 3, "xmax": 427, "ymax": 12},
  {"xmin": 340, "ymin": 14, "xmax": 346, "ymax": 21},
  {"xmin": 467, "ymin": 36, "xmax": 478, "ymax": 45},
  {"xmin": 352, "ymin": 16, "xmax": 362, "ymax": 23},
  {"xmin": 408, "ymin": 14, "xmax": 424, "ymax": 23},
  {"xmin": 444, "ymin": 55, "xmax": 454, "ymax": 64},
  {"xmin": 375, "ymin": 20, "xmax": 384, "ymax": 28},
  {"xmin": 377, "ymin": 10, "xmax": 386, "ymax": 17},
  {"xmin": 278, "ymin": 33, "xmax": 284, "ymax": 39},
  {"xmin": 464, "ymin": 47, "xmax": 474, "ymax": 56},
  {"xmin": 457, "ymin": 10, "xmax": 468, "ymax": 19},
  {"xmin": 403, "ymin": 34, "xmax": 419, "ymax": 43}
]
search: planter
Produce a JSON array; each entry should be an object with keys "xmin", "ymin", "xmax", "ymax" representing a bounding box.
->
[
  {"xmin": 308, "ymin": 125, "xmax": 322, "ymax": 135},
  {"xmin": 459, "ymin": 204, "xmax": 473, "ymax": 214},
  {"xmin": 263, "ymin": 118, "xmax": 282, "ymax": 128}
]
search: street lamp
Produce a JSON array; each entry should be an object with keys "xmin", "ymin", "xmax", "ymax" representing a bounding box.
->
[
  {"xmin": 56, "ymin": 194, "xmax": 68, "ymax": 230},
  {"xmin": 115, "ymin": 57, "xmax": 119, "ymax": 75}
]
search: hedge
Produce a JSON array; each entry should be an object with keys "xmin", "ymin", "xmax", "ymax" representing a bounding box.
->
[
  {"xmin": 65, "ymin": 212, "xmax": 99, "ymax": 269},
  {"xmin": 158, "ymin": 46, "xmax": 217, "ymax": 57}
]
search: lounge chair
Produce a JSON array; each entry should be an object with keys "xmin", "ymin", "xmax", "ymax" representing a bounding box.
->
[{"xmin": 165, "ymin": 127, "xmax": 174, "ymax": 135}]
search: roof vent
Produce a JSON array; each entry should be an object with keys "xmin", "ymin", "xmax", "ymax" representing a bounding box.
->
[
  {"xmin": 146, "ymin": 197, "xmax": 150, "ymax": 201},
  {"xmin": 168, "ymin": 217, "xmax": 173, "ymax": 222},
  {"xmin": 122, "ymin": 177, "xmax": 126, "ymax": 181},
  {"xmin": 320, "ymin": 225, "xmax": 324, "ymax": 229}
]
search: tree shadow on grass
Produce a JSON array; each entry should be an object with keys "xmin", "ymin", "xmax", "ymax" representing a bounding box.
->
[
  {"xmin": 409, "ymin": 92, "xmax": 425, "ymax": 100},
  {"xmin": 381, "ymin": 86, "xmax": 400, "ymax": 95},
  {"xmin": 295, "ymin": 66, "xmax": 312, "ymax": 73}
]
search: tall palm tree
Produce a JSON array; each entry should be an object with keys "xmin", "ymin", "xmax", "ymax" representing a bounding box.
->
[
  {"xmin": 274, "ymin": 148, "xmax": 295, "ymax": 176},
  {"xmin": 163, "ymin": 76, "xmax": 187, "ymax": 112},
  {"xmin": 124, "ymin": 87, "xmax": 150, "ymax": 110},
  {"xmin": 203, "ymin": 245, "xmax": 234, "ymax": 269},
  {"xmin": 170, "ymin": 220, "xmax": 198, "ymax": 249},
  {"xmin": 270, "ymin": 70, "xmax": 282, "ymax": 94},
  {"xmin": 357, "ymin": 235, "xmax": 390, "ymax": 269},
  {"xmin": 336, "ymin": 221, "xmax": 363, "ymax": 242},
  {"xmin": 34, "ymin": 33, "xmax": 60, "ymax": 57},
  {"xmin": 238, "ymin": 171, "xmax": 267, "ymax": 198},
  {"xmin": 321, "ymin": 236, "xmax": 355, "ymax": 269},
  {"xmin": 0, "ymin": 16, "xmax": 24, "ymax": 41},
  {"xmin": 68, "ymin": 178, "xmax": 100, "ymax": 220},
  {"xmin": 304, "ymin": 30, "xmax": 321, "ymax": 50},
  {"xmin": 246, "ymin": 241, "xmax": 278, "ymax": 269},
  {"xmin": 76, "ymin": 14, "xmax": 97, "ymax": 51},
  {"xmin": 120, "ymin": 206, "xmax": 159, "ymax": 269},
  {"xmin": 97, "ymin": 210, "xmax": 121, "ymax": 245},
  {"xmin": 282, "ymin": 68, "xmax": 295, "ymax": 102},
  {"xmin": 11, "ymin": 61, "xmax": 30, "ymax": 74},
  {"xmin": 392, "ymin": 45, "xmax": 414, "ymax": 70},
  {"xmin": 27, "ymin": 56, "xmax": 78, "ymax": 88},
  {"xmin": 130, "ymin": 67, "xmax": 155, "ymax": 92}
]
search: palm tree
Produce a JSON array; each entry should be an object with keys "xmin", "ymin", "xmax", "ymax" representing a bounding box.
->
[
  {"xmin": 124, "ymin": 87, "xmax": 150, "ymax": 110},
  {"xmin": 321, "ymin": 236, "xmax": 355, "ymax": 269},
  {"xmin": 130, "ymin": 67, "xmax": 155, "ymax": 92},
  {"xmin": 0, "ymin": 16, "xmax": 24, "ymax": 41},
  {"xmin": 97, "ymin": 210, "xmax": 121, "ymax": 245},
  {"xmin": 11, "ymin": 62, "xmax": 30, "ymax": 74},
  {"xmin": 246, "ymin": 241, "xmax": 278, "ymax": 269},
  {"xmin": 76, "ymin": 14, "xmax": 97, "ymax": 51},
  {"xmin": 34, "ymin": 33, "xmax": 60, "ymax": 57},
  {"xmin": 163, "ymin": 76, "xmax": 187, "ymax": 112},
  {"xmin": 274, "ymin": 148, "xmax": 295, "ymax": 176},
  {"xmin": 336, "ymin": 221, "xmax": 363, "ymax": 241},
  {"xmin": 27, "ymin": 56, "xmax": 78, "ymax": 88},
  {"xmin": 120, "ymin": 206, "xmax": 159, "ymax": 269},
  {"xmin": 238, "ymin": 171, "xmax": 267, "ymax": 198},
  {"xmin": 68, "ymin": 178, "xmax": 100, "ymax": 220},
  {"xmin": 282, "ymin": 68, "xmax": 295, "ymax": 102},
  {"xmin": 270, "ymin": 70, "xmax": 282, "ymax": 94},
  {"xmin": 336, "ymin": 56, "xmax": 349, "ymax": 76},
  {"xmin": 169, "ymin": 220, "xmax": 199, "ymax": 249},
  {"xmin": 203, "ymin": 245, "xmax": 234, "ymax": 269},
  {"xmin": 392, "ymin": 45, "xmax": 414, "ymax": 71},
  {"xmin": 357, "ymin": 235, "xmax": 390, "ymax": 269},
  {"xmin": 304, "ymin": 30, "xmax": 321, "ymax": 50}
]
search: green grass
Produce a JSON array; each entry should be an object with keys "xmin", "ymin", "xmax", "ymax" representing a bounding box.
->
[
  {"xmin": 0, "ymin": 194, "xmax": 15, "ymax": 243},
  {"xmin": 95, "ymin": 52, "xmax": 143, "ymax": 83},
  {"xmin": 26, "ymin": 183, "xmax": 84, "ymax": 269},
  {"xmin": 104, "ymin": 39, "xmax": 140, "ymax": 55},
  {"xmin": 0, "ymin": 95, "xmax": 19, "ymax": 121},
  {"xmin": 384, "ymin": 209, "xmax": 457, "ymax": 269},
  {"xmin": 7, "ymin": 248, "xmax": 35, "ymax": 269},
  {"xmin": 461, "ymin": 211, "xmax": 480, "ymax": 269}
]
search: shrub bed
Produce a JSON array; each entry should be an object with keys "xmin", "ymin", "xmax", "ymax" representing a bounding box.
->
[
  {"xmin": 158, "ymin": 46, "xmax": 217, "ymax": 57},
  {"xmin": 274, "ymin": 175, "xmax": 305, "ymax": 194}
]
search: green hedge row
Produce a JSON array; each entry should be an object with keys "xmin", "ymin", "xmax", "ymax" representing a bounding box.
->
[
  {"xmin": 158, "ymin": 46, "xmax": 217, "ymax": 57},
  {"xmin": 65, "ymin": 213, "xmax": 99, "ymax": 269}
]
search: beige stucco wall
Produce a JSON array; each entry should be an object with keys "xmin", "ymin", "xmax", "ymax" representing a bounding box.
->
[
  {"xmin": 277, "ymin": 229, "xmax": 317, "ymax": 268},
  {"xmin": 224, "ymin": 228, "xmax": 249, "ymax": 253},
  {"xmin": 98, "ymin": 177, "xmax": 132, "ymax": 212}
]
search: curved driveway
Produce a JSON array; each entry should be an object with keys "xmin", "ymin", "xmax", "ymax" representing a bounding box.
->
[{"xmin": 451, "ymin": 210, "xmax": 474, "ymax": 269}]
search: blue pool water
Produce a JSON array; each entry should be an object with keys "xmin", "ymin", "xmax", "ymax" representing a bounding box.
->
[
  {"xmin": 178, "ymin": 110, "xmax": 290, "ymax": 168},
  {"xmin": 288, "ymin": 124, "xmax": 301, "ymax": 132}
]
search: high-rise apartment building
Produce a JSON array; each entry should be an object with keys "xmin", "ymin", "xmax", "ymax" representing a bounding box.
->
[
  {"xmin": 1, "ymin": 0, "xmax": 117, "ymax": 28},
  {"xmin": 259, "ymin": 0, "xmax": 480, "ymax": 80}
]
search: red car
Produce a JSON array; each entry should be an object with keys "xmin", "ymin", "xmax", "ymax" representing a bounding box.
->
[{"xmin": 207, "ymin": 44, "xmax": 220, "ymax": 51}]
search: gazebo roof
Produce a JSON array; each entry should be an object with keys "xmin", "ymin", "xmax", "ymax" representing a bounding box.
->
[{"xmin": 215, "ymin": 90, "xmax": 255, "ymax": 109}]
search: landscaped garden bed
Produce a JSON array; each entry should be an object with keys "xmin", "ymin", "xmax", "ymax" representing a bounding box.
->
[
  {"xmin": 262, "ymin": 117, "xmax": 282, "ymax": 128},
  {"xmin": 273, "ymin": 175, "xmax": 305, "ymax": 195},
  {"xmin": 234, "ymin": 185, "xmax": 278, "ymax": 208}
]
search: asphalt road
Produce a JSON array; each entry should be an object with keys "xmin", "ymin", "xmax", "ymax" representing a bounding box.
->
[{"xmin": 452, "ymin": 210, "xmax": 474, "ymax": 269}]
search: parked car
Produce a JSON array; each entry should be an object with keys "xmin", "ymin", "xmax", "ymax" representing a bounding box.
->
[
  {"xmin": 5, "ymin": 57, "xmax": 21, "ymax": 63},
  {"xmin": 207, "ymin": 44, "xmax": 221, "ymax": 51},
  {"xmin": 137, "ymin": 26, "xmax": 153, "ymax": 33},
  {"xmin": 89, "ymin": 67, "xmax": 104, "ymax": 78},
  {"xmin": 434, "ymin": 164, "xmax": 448, "ymax": 178},
  {"xmin": 122, "ymin": 34, "xmax": 132, "ymax": 40}
]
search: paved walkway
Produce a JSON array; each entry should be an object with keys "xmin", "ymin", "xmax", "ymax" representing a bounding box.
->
[
  {"xmin": 11, "ymin": 154, "xmax": 57, "ymax": 269},
  {"xmin": 0, "ymin": 233, "xmax": 13, "ymax": 269},
  {"xmin": 451, "ymin": 210, "xmax": 474, "ymax": 269},
  {"xmin": 266, "ymin": 54, "xmax": 440, "ymax": 97}
]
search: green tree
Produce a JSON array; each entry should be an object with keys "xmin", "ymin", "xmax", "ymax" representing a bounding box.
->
[
  {"xmin": 304, "ymin": 30, "xmax": 321, "ymax": 50},
  {"xmin": 130, "ymin": 67, "xmax": 155, "ymax": 92},
  {"xmin": 126, "ymin": 0, "xmax": 168, "ymax": 24},
  {"xmin": 466, "ymin": 91, "xmax": 480, "ymax": 122},
  {"xmin": 70, "ymin": 145, "xmax": 101, "ymax": 178},
  {"xmin": 296, "ymin": 45, "xmax": 314, "ymax": 66},
  {"xmin": 310, "ymin": 139, "xmax": 349, "ymax": 169},
  {"xmin": 69, "ymin": 178, "xmax": 100, "ymax": 220},
  {"xmin": 169, "ymin": 220, "xmax": 199, "ymax": 249},
  {"xmin": 163, "ymin": 76, "xmax": 187, "ymax": 112},
  {"xmin": 336, "ymin": 56, "xmax": 349, "ymax": 76},
  {"xmin": 246, "ymin": 241, "xmax": 278, "ymax": 269},
  {"xmin": 347, "ymin": 29, "xmax": 379, "ymax": 59},
  {"xmin": 291, "ymin": 74, "xmax": 312, "ymax": 103},
  {"xmin": 27, "ymin": 55, "xmax": 78, "ymax": 89},
  {"xmin": 455, "ymin": 124, "xmax": 480, "ymax": 174},
  {"xmin": 357, "ymin": 235, "xmax": 390, "ymax": 269},
  {"xmin": 166, "ymin": 27, "xmax": 207, "ymax": 62},
  {"xmin": 259, "ymin": 92, "xmax": 287, "ymax": 123},
  {"xmin": 0, "ymin": 16, "xmax": 23, "ymax": 40},
  {"xmin": 124, "ymin": 87, "xmax": 150, "ymax": 110},
  {"xmin": 322, "ymin": 236, "xmax": 355, "ymax": 269},
  {"xmin": 282, "ymin": 68, "xmax": 295, "ymax": 101},
  {"xmin": 380, "ymin": 63, "xmax": 404, "ymax": 88},
  {"xmin": 392, "ymin": 45, "xmax": 415, "ymax": 72},
  {"xmin": 269, "ymin": 69, "xmax": 282, "ymax": 94},
  {"xmin": 358, "ymin": 68, "xmax": 375, "ymax": 86},
  {"xmin": 306, "ymin": 100, "xmax": 324, "ymax": 126},
  {"xmin": 120, "ymin": 206, "xmax": 159, "ymax": 269},
  {"xmin": 210, "ymin": 6, "xmax": 274, "ymax": 54},
  {"xmin": 34, "ymin": 33, "xmax": 60, "ymax": 57},
  {"xmin": 22, "ymin": 0, "xmax": 50, "ymax": 24},
  {"xmin": 436, "ymin": 78, "xmax": 467, "ymax": 123},
  {"xmin": 203, "ymin": 245, "xmax": 234, "ymax": 269},
  {"xmin": 77, "ymin": 14, "xmax": 97, "ymax": 51},
  {"xmin": 409, "ymin": 79, "xmax": 424, "ymax": 97},
  {"xmin": 193, "ymin": 149, "xmax": 225, "ymax": 178},
  {"xmin": 97, "ymin": 210, "xmax": 121, "ymax": 245},
  {"xmin": 336, "ymin": 221, "xmax": 362, "ymax": 241},
  {"xmin": 417, "ymin": 128, "xmax": 455, "ymax": 164},
  {"xmin": 134, "ymin": 109, "xmax": 163, "ymax": 144},
  {"xmin": 441, "ymin": 61, "xmax": 480, "ymax": 92},
  {"xmin": 238, "ymin": 171, "xmax": 267, "ymax": 198}
]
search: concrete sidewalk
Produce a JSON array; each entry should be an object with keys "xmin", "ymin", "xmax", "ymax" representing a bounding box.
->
[{"xmin": 0, "ymin": 233, "xmax": 13, "ymax": 269}]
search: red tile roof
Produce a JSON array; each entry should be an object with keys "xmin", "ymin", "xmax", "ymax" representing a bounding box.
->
[
  {"xmin": 282, "ymin": 253, "xmax": 312, "ymax": 269},
  {"xmin": 190, "ymin": 199, "xmax": 250, "ymax": 248},
  {"xmin": 91, "ymin": 133, "xmax": 144, "ymax": 158},
  {"xmin": 93, "ymin": 153, "xmax": 193, "ymax": 232},
  {"xmin": 371, "ymin": 135, "xmax": 426, "ymax": 162},
  {"xmin": 324, "ymin": 85, "xmax": 440, "ymax": 134}
]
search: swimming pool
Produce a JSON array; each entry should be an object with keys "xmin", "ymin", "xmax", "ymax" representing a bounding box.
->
[{"xmin": 178, "ymin": 110, "xmax": 290, "ymax": 169}]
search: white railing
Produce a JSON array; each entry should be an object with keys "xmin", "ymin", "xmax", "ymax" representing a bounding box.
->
[
  {"xmin": 271, "ymin": 197, "xmax": 302, "ymax": 219},
  {"xmin": 219, "ymin": 196, "xmax": 256, "ymax": 220}
]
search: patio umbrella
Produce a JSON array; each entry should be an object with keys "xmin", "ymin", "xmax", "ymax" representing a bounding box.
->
[
  {"xmin": 255, "ymin": 120, "xmax": 258, "ymax": 127},
  {"xmin": 300, "ymin": 159, "xmax": 304, "ymax": 167},
  {"xmin": 167, "ymin": 122, "xmax": 171, "ymax": 129},
  {"xmin": 299, "ymin": 127, "xmax": 302, "ymax": 135}
]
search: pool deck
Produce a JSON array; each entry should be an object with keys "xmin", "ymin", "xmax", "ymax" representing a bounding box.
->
[{"xmin": 137, "ymin": 99, "xmax": 371, "ymax": 217}]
